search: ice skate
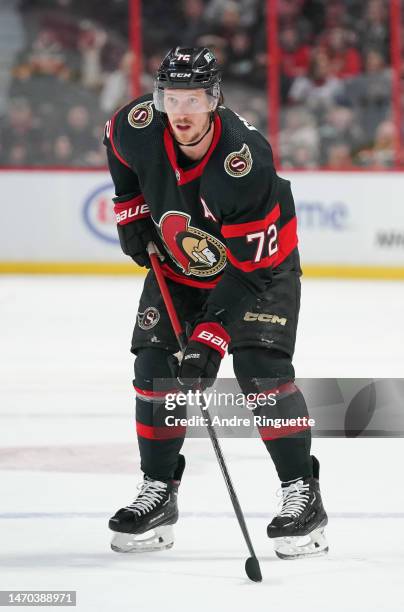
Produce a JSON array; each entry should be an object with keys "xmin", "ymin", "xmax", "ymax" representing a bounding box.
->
[
  {"xmin": 267, "ymin": 455, "xmax": 329, "ymax": 560},
  {"xmin": 109, "ymin": 455, "xmax": 185, "ymax": 553}
]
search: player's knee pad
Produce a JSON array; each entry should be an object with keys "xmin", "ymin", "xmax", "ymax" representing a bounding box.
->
[
  {"xmin": 134, "ymin": 348, "xmax": 175, "ymax": 398},
  {"xmin": 233, "ymin": 346, "xmax": 308, "ymax": 422},
  {"xmin": 233, "ymin": 347, "xmax": 295, "ymax": 392}
]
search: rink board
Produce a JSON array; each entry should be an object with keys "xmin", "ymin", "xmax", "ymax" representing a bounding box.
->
[{"xmin": 1, "ymin": 170, "xmax": 404, "ymax": 277}]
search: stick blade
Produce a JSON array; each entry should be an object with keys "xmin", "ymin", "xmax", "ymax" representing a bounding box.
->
[{"xmin": 245, "ymin": 556, "xmax": 262, "ymax": 582}]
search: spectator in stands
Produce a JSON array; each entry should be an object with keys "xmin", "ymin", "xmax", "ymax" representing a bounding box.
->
[
  {"xmin": 28, "ymin": 28, "xmax": 69, "ymax": 79},
  {"xmin": 53, "ymin": 134, "xmax": 74, "ymax": 164},
  {"xmin": 345, "ymin": 48, "xmax": 391, "ymax": 140},
  {"xmin": 0, "ymin": 0, "xmax": 396, "ymax": 169},
  {"xmin": 179, "ymin": 0, "xmax": 208, "ymax": 47},
  {"xmin": 300, "ymin": 0, "xmax": 325, "ymax": 37},
  {"xmin": 99, "ymin": 51, "xmax": 132, "ymax": 114},
  {"xmin": 278, "ymin": 0, "xmax": 311, "ymax": 42},
  {"xmin": 280, "ymin": 107, "xmax": 319, "ymax": 166},
  {"xmin": 323, "ymin": 1, "xmax": 350, "ymax": 30},
  {"xmin": 357, "ymin": 119, "xmax": 395, "ymax": 167},
  {"xmin": 9, "ymin": 143, "xmax": 29, "ymax": 165},
  {"xmin": 319, "ymin": 105, "xmax": 364, "ymax": 162},
  {"xmin": 280, "ymin": 26, "xmax": 311, "ymax": 79},
  {"xmin": 323, "ymin": 27, "xmax": 361, "ymax": 79},
  {"xmin": 211, "ymin": 1, "xmax": 242, "ymax": 46},
  {"xmin": 205, "ymin": 0, "xmax": 260, "ymax": 28},
  {"xmin": 0, "ymin": 97, "xmax": 41, "ymax": 165},
  {"xmin": 0, "ymin": 0, "xmax": 25, "ymax": 118},
  {"xmin": 142, "ymin": 50, "xmax": 167, "ymax": 93},
  {"xmin": 326, "ymin": 142, "xmax": 355, "ymax": 168},
  {"xmin": 79, "ymin": 25, "xmax": 107, "ymax": 90},
  {"xmin": 290, "ymin": 144, "xmax": 319, "ymax": 168},
  {"xmin": 65, "ymin": 105, "xmax": 99, "ymax": 162},
  {"xmin": 288, "ymin": 49, "xmax": 344, "ymax": 114},
  {"xmin": 279, "ymin": 26, "xmax": 310, "ymax": 101},
  {"xmin": 358, "ymin": 0, "xmax": 389, "ymax": 60},
  {"xmin": 226, "ymin": 30, "xmax": 254, "ymax": 79}
]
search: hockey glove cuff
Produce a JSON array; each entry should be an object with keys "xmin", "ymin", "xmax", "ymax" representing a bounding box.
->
[
  {"xmin": 178, "ymin": 322, "xmax": 230, "ymax": 390},
  {"xmin": 114, "ymin": 195, "xmax": 155, "ymax": 268}
]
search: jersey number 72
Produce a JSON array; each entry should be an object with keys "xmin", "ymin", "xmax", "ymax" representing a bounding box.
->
[{"xmin": 246, "ymin": 224, "xmax": 278, "ymax": 263}]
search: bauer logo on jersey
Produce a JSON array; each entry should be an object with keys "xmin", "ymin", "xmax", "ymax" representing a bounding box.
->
[
  {"xmin": 128, "ymin": 101, "xmax": 154, "ymax": 129},
  {"xmin": 224, "ymin": 144, "xmax": 253, "ymax": 178},
  {"xmin": 158, "ymin": 212, "xmax": 226, "ymax": 277},
  {"xmin": 137, "ymin": 307, "xmax": 160, "ymax": 330}
]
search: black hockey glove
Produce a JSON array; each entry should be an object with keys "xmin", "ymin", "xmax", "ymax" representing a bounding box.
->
[
  {"xmin": 114, "ymin": 195, "xmax": 156, "ymax": 268},
  {"xmin": 117, "ymin": 218, "xmax": 154, "ymax": 268},
  {"xmin": 178, "ymin": 322, "xmax": 230, "ymax": 390}
]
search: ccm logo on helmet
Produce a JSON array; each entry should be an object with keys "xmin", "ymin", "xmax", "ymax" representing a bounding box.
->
[{"xmin": 170, "ymin": 72, "xmax": 192, "ymax": 78}]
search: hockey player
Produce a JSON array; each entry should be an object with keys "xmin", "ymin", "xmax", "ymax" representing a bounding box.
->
[{"xmin": 104, "ymin": 47, "xmax": 328, "ymax": 559}]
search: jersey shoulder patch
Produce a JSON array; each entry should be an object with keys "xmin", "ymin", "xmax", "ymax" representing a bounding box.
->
[
  {"xmin": 216, "ymin": 107, "xmax": 274, "ymax": 182},
  {"xmin": 127, "ymin": 99, "xmax": 154, "ymax": 129},
  {"xmin": 204, "ymin": 107, "xmax": 276, "ymax": 219},
  {"xmin": 224, "ymin": 143, "xmax": 253, "ymax": 178}
]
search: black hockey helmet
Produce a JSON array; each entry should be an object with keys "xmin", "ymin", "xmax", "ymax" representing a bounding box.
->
[{"xmin": 153, "ymin": 47, "xmax": 221, "ymax": 114}]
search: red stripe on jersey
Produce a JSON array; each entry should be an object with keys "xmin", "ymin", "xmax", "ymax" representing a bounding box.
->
[
  {"xmin": 161, "ymin": 263, "xmax": 221, "ymax": 289},
  {"xmin": 110, "ymin": 111, "xmax": 131, "ymax": 169},
  {"xmin": 221, "ymin": 203, "xmax": 280, "ymax": 238},
  {"xmin": 114, "ymin": 195, "xmax": 149, "ymax": 225},
  {"xmin": 273, "ymin": 217, "xmax": 298, "ymax": 268},
  {"xmin": 226, "ymin": 248, "xmax": 278, "ymax": 272},
  {"xmin": 258, "ymin": 422, "xmax": 311, "ymax": 441},
  {"xmin": 163, "ymin": 115, "xmax": 222, "ymax": 186},
  {"xmin": 226, "ymin": 215, "xmax": 298, "ymax": 272},
  {"xmin": 136, "ymin": 421, "xmax": 186, "ymax": 440}
]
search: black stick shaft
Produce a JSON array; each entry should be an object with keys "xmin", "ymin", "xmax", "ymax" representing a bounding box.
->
[
  {"xmin": 147, "ymin": 245, "xmax": 259, "ymax": 564},
  {"xmin": 200, "ymin": 403, "xmax": 257, "ymax": 558}
]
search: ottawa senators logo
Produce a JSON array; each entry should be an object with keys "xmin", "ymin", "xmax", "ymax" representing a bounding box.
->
[
  {"xmin": 158, "ymin": 212, "xmax": 226, "ymax": 277},
  {"xmin": 224, "ymin": 144, "xmax": 253, "ymax": 177},
  {"xmin": 137, "ymin": 307, "xmax": 160, "ymax": 330},
  {"xmin": 128, "ymin": 101, "xmax": 154, "ymax": 129}
]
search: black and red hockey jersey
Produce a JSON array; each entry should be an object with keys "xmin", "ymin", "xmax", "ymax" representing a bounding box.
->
[{"xmin": 104, "ymin": 94, "xmax": 301, "ymax": 325}]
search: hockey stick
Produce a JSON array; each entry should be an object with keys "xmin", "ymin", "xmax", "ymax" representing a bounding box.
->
[{"xmin": 147, "ymin": 242, "xmax": 262, "ymax": 583}]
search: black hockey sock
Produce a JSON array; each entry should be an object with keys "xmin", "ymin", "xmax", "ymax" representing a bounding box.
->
[
  {"xmin": 264, "ymin": 433, "xmax": 313, "ymax": 482},
  {"xmin": 134, "ymin": 349, "xmax": 186, "ymax": 481},
  {"xmin": 135, "ymin": 395, "xmax": 186, "ymax": 481},
  {"xmin": 233, "ymin": 347, "xmax": 313, "ymax": 482},
  {"xmin": 257, "ymin": 386, "xmax": 313, "ymax": 481}
]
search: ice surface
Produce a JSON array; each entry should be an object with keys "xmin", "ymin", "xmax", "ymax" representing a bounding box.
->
[{"xmin": 1, "ymin": 276, "xmax": 404, "ymax": 611}]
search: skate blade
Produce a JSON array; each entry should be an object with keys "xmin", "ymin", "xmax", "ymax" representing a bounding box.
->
[
  {"xmin": 111, "ymin": 525, "xmax": 174, "ymax": 553},
  {"xmin": 274, "ymin": 527, "xmax": 329, "ymax": 560}
]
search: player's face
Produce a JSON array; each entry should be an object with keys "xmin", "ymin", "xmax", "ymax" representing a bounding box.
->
[{"xmin": 164, "ymin": 89, "xmax": 211, "ymax": 144}]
